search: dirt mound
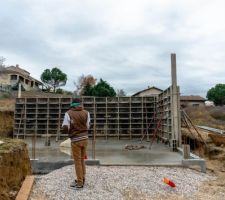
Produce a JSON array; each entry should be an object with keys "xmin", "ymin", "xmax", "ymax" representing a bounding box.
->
[
  {"xmin": 0, "ymin": 137, "xmax": 31, "ymax": 200},
  {"xmin": 0, "ymin": 111, "xmax": 14, "ymax": 137}
]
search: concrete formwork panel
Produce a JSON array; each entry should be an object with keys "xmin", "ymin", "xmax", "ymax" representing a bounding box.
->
[{"xmin": 14, "ymin": 96, "xmax": 157, "ymax": 140}]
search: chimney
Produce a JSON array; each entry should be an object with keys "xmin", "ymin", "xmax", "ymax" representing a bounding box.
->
[{"xmin": 16, "ymin": 64, "xmax": 19, "ymax": 68}]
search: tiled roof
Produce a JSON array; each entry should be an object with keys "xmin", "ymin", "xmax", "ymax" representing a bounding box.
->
[
  {"xmin": 180, "ymin": 95, "xmax": 206, "ymax": 101},
  {"xmin": 132, "ymin": 86, "xmax": 163, "ymax": 96}
]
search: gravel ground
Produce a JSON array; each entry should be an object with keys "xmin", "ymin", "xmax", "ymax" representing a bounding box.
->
[{"xmin": 29, "ymin": 165, "xmax": 213, "ymax": 200}]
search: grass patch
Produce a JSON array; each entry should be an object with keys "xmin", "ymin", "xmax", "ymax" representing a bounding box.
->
[
  {"xmin": 0, "ymin": 137, "xmax": 24, "ymax": 153},
  {"xmin": 0, "ymin": 92, "xmax": 13, "ymax": 100},
  {"xmin": 185, "ymin": 106, "xmax": 225, "ymax": 130}
]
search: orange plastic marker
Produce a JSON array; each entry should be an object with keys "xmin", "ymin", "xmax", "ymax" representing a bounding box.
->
[{"xmin": 163, "ymin": 178, "xmax": 176, "ymax": 188}]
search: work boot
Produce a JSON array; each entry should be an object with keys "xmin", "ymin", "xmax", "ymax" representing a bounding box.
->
[
  {"xmin": 70, "ymin": 181, "xmax": 83, "ymax": 189},
  {"xmin": 75, "ymin": 178, "xmax": 85, "ymax": 185},
  {"xmin": 70, "ymin": 178, "xmax": 85, "ymax": 188}
]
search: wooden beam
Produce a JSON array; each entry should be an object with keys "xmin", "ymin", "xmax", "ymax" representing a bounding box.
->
[{"xmin": 16, "ymin": 176, "xmax": 35, "ymax": 200}]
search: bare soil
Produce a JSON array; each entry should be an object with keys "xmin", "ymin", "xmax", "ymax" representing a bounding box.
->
[
  {"xmin": 0, "ymin": 99, "xmax": 15, "ymax": 111},
  {"xmin": 0, "ymin": 138, "xmax": 31, "ymax": 200}
]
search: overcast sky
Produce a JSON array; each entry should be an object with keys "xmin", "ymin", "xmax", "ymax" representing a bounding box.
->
[{"xmin": 0, "ymin": 0, "xmax": 225, "ymax": 97}]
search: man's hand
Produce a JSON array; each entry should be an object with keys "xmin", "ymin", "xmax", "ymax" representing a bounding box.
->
[{"xmin": 62, "ymin": 125, "xmax": 69, "ymax": 135}]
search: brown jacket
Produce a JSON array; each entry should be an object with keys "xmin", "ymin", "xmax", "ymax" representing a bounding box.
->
[{"xmin": 67, "ymin": 107, "xmax": 89, "ymax": 142}]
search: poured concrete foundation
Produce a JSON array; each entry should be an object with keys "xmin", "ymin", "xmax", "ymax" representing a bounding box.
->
[{"xmin": 24, "ymin": 138, "xmax": 183, "ymax": 173}]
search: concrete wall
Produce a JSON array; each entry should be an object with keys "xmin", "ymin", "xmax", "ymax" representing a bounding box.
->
[{"xmin": 181, "ymin": 101, "xmax": 205, "ymax": 108}]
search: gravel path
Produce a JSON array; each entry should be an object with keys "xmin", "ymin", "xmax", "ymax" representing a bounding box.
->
[{"xmin": 29, "ymin": 165, "xmax": 213, "ymax": 200}]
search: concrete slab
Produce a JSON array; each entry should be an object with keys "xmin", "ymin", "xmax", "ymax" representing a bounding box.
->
[
  {"xmin": 177, "ymin": 147, "xmax": 206, "ymax": 173},
  {"xmin": 93, "ymin": 139, "xmax": 182, "ymax": 165},
  {"xmin": 24, "ymin": 138, "xmax": 183, "ymax": 166}
]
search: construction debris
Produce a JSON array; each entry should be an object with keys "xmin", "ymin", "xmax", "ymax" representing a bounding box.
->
[
  {"xmin": 124, "ymin": 144, "xmax": 145, "ymax": 150},
  {"xmin": 208, "ymin": 133, "xmax": 225, "ymax": 146}
]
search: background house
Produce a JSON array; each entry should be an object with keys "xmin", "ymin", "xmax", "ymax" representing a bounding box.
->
[
  {"xmin": 0, "ymin": 65, "xmax": 42, "ymax": 91},
  {"xmin": 132, "ymin": 87, "xmax": 206, "ymax": 108},
  {"xmin": 180, "ymin": 95, "xmax": 206, "ymax": 108},
  {"xmin": 132, "ymin": 86, "xmax": 163, "ymax": 97}
]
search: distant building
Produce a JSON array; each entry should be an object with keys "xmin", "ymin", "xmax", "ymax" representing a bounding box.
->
[
  {"xmin": 0, "ymin": 65, "xmax": 42, "ymax": 91},
  {"xmin": 205, "ymin": 100, "xmax": 215, "ymax": 107},
  {"xmin": 132, "ymin": 86, "xmax": 163, "ymax": 97},
  {"xmin": 180, "ymin": 95, "xmax": 206, "ymax": 108}
]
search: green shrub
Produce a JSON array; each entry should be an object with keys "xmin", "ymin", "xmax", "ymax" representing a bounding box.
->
[
  {"xmin": 55, "ymin": 88, "xmax": 63, "ymax": 94},
  {"xmin": 0, "ymin": 93, "xmax": 12, "ymax": 99}
]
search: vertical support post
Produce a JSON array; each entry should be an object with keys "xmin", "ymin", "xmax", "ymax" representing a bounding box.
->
[
  {"xmin": 56, "ymin": 98, "xmax": 62, "ymax": 142},
  {"xmin": 46, "ymin": 98, "xmax": 50, "ymax": 146},
  {"xmin": 92, "ymin": 97, "xmax": 96, "ymax": 160},
  {"xmin": 171, "ymin": 53, "xmax": 181, "ymax": 149},
  {"xmin": 18, "ymin": 82, "xmax": 21, "ymax": 98},
  {"xmin": 117, "ymin": 97, "xmax": 120, "ymax": 140},
  {"xmin": 129, "ymin": 96, "xmax": 132, "ymax": 140},
  {"xmin": 105, "ymin": 97, "xmax": 108, "ymax": 140},
  {"xmin": 33, "ymin": 98, "xmax": 37, "ymax": 159},
  {"xmin": 23, "ymin": 98, "xmax": 27, "ymax": 139},
  {"xmin": 141, "ymin": 97, "xmax": 144, "ymax": 139}
]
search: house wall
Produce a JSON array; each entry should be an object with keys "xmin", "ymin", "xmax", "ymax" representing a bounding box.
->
[
  {"xmin": 0, "ymin": 72, "xmax": 41, "ymax": 91},
  {"xmin": 0, "ymin": 73, "xmax": 10, "ymax": 85},
  {"xmin": 181, "ymin": 101, "xmax": 205, "ymax": 107},
  {"xmin": 22, "ymin": 81, "xmax": 40, "ymax": 91}
]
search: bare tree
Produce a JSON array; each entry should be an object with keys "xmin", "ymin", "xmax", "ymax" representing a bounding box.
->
[
  {"xmin": 0, "ymin": 56, "xmax": 6, "ymax": 69},
  {"xmin": 117, "ymin": 89, "xmax": 126, "ymax": 97},
  {"xmin": 74, "ymin": 74, "xmax": 97, "ymax": 96}
]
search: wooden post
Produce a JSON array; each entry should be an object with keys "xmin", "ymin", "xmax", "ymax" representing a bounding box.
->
[
  {"xmin": 33, "ymin": 98, "xmax": 37, "ymax": 159},
  {"xmin": 117, "ymin": 97, "xmax": 120, "ymax": 140},
  {"xmin": 106, "ymin": 97, "xmax": 108, "ymax": 140},
  {"xmin": 141, "ymin": 97, "xmax": 144, "ymax": 139},
  {"xmin": 46, "ymin": 98, "xmax": 50, "ymax": 146},
  {"xmin": 23, "ymin": 98, "xmax": 26, "ymax": 139},
  {"xmin": 92, "ymin": 97, "xmax": 96, "ymax": 160},
  {"xmin": 129, "ymin": 97, "xmax": 132, "ymax": 140},
  {"xmin": 56, "ymin": 98, "xmax": 62, "ymax": 142}
]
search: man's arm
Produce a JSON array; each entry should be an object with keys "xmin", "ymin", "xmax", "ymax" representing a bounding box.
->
[
  {"xmin": 86, "ymin": 112, "xmax": 90, "ymax": 129},
  {"xmin": 62, "ymin": 112, "xmax": 70, "ymax": 135}
]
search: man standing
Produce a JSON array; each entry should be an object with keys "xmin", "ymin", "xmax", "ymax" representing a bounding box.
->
[{"xmin": 62, "ymin": 98, "xmax": 90, "ymax": 189}]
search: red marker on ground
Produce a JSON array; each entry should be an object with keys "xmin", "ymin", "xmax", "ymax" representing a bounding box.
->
[{"xmin": 163, "ymin": 178, "xmax": 176, "ymax": 188}]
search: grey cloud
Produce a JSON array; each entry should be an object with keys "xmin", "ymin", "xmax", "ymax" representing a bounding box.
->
[{"xmin": 1, "ymin": 0, "xmax": 225, "ymax": 97}]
